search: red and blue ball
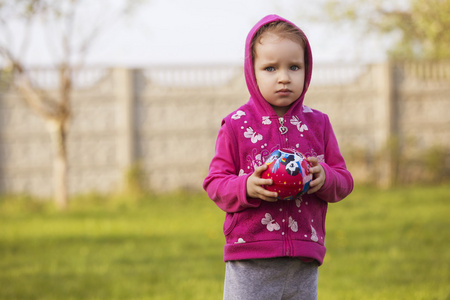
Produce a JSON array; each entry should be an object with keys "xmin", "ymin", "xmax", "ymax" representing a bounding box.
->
[{"xmin": 262, "ymin": 148, "xmax": 312, "ymax": 200}]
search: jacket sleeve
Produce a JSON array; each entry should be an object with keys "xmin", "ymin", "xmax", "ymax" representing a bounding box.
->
[
  {"xmin": 315, "ymin": 115, "xmax": 354, "ymax": 203},
  {"xmin": 203, "ymin": 122, "xmax": 262, "ymax": 213}
]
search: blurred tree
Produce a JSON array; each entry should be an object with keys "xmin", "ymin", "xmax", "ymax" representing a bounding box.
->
[
  {"xmin": 0, "ymin": 0, "xmax": 145, "ymax": 209},
  {"xmin": 324, "ymin": 0, "xmax": 450, "ymax": 60}
]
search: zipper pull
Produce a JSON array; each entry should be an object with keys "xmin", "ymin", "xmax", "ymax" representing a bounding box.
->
[{"xmin": 279, "ymin": 117, "xmax": 288, "ymax": 135}]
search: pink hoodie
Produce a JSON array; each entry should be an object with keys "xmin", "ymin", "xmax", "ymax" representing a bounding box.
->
[{"xmin": 203, "ymin": 15, "xmax": 353, "ymax": 265}]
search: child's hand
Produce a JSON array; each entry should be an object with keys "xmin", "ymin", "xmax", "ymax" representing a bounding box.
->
[
  {"xmin": 246, "ymin": 164, "xmax": 278, "ymax": 202},
  {"xmin": 307, "ymin": 157, "xmax": 326, "ymax": 194}
]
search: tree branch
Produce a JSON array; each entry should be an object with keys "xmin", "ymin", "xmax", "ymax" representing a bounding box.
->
[{"xmin": 0, "ymin": 46, "xmax": 67, "ymax": 121}]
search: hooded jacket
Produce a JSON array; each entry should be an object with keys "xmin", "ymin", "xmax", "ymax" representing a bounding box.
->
[{"xmin": 203, "ymin": 14, "xmax": 353, "ymax": 265}]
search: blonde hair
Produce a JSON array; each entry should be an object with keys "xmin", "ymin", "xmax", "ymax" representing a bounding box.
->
[{"xmin": 251, "ymin": 21, "xmax": 308, "ymax": 66}]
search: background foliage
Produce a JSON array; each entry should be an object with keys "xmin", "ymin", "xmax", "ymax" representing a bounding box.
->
[{"xmin": 324, "ymin": 0, "xmax": 450, "ymax": 59}]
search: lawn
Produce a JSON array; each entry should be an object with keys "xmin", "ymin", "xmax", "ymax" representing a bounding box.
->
[{"xmin": 0, "ymin": 184, "xmax": 449, "ymax": 300}]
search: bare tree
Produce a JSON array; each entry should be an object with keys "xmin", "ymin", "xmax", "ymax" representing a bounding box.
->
[{"xmin": 0, "ymin": 0, "xmax": 145, "ymax": 209}]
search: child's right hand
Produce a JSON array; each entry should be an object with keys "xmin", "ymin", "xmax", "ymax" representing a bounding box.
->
[{"xmin": 246, "ymin": 164, "xmax": 278, "ymax": 202}]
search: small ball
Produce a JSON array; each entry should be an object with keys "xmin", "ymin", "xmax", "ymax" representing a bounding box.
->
[{"xmin": 262, "ymin": 148, "xmax": 312, "ymax": 200}]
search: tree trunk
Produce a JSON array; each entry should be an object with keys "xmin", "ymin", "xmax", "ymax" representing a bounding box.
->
[{"xmin": 47, "ymin": 119, "xmax": 68, "ymax": 210}]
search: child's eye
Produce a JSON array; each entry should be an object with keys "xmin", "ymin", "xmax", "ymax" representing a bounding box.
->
[
  {"xmin": 265, "ymin": 67, "xmax": 275, "ymax": 72},
  {"xmin": 290, "ymin": 65, "xmax": 300, "ymax": 71}
]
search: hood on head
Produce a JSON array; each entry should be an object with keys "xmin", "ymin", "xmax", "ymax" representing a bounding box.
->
[{"xmin": 244, "ymin": 14, "xmax": 313, "ymax": 116}]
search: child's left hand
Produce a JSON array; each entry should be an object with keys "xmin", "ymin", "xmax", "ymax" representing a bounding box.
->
[{"xmin": 307, "ymin": 157, "xmax": 326, "ymax": 194}]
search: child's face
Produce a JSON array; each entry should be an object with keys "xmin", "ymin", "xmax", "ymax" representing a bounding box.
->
[{"xmin": 253, "ymin": 33, "xmax": 305, "ymax": 117}]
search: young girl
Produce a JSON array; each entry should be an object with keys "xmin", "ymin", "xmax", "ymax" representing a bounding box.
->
[{"xmin": 203, "ymin": 14, "xmax": 354, "ymax": 299}]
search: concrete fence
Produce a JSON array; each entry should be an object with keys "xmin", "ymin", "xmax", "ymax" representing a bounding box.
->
[{"xmin": 0, "ymin": 61, "xmax": 449, "ymax": 197}]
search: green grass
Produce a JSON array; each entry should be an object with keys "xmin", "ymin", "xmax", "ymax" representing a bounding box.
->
[
  {"xmin": 320, "ymin": 185, "xmax": 450, "ymax": 300},
  {"xmin": 0, "ymin": 185, "xmax": 449, "ymax": 300}
]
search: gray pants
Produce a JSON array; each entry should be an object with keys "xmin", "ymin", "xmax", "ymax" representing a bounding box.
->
[{"xmin": 223, "ymin": 257, "xmax": 319, "ymax": 300}]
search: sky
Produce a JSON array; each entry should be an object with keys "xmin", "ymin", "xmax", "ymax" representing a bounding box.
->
[
  {"xmin": 89, "ymin": 0, "xmax": 389, "ymax": 66},
  {"xmin": 2, "ymin": 0, "xmax": 393, "ymax": 67}
]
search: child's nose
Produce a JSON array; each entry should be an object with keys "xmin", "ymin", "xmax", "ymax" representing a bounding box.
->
[{"xmin": 278, "ymin": 70, "xmax": 290, "ymax": 84}]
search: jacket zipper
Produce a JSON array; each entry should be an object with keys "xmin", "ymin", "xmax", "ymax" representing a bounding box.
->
[
  {"xmin": 278, "ymin": 116, "xmax": 289, "ymax": 149},
  {"xmin": 283, "ymin": 201, "xmax": 291, "ymax": 256},
  {"xmin": 278, "ymin": 116, "xmax": 291, "ymax": 256},
  {"xmin": 278, "ymin": 117, "xmax": 288, "ymax": 135}
]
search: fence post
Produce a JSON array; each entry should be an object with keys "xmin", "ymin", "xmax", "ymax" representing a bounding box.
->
[
  {"xmin": 373, "ymin": 62, "xmax": 397, "ymax": 187},
  {"xmin": 113, "ymin": 68, "xmax": 136, "ymax": 189}
]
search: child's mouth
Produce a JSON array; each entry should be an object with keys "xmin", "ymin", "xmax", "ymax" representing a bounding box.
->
[{"xmin": 277, "ymin": 89, "xmax": 292, "ymax": 96}]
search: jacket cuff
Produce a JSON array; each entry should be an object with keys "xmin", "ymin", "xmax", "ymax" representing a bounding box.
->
[
  {"xmin": 314, "ymin": 162, "xmax": 333, "ymax": 201},
  {"xmin": 239, "ymin": 173, "xmax": 262, "ymax": 208}
]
